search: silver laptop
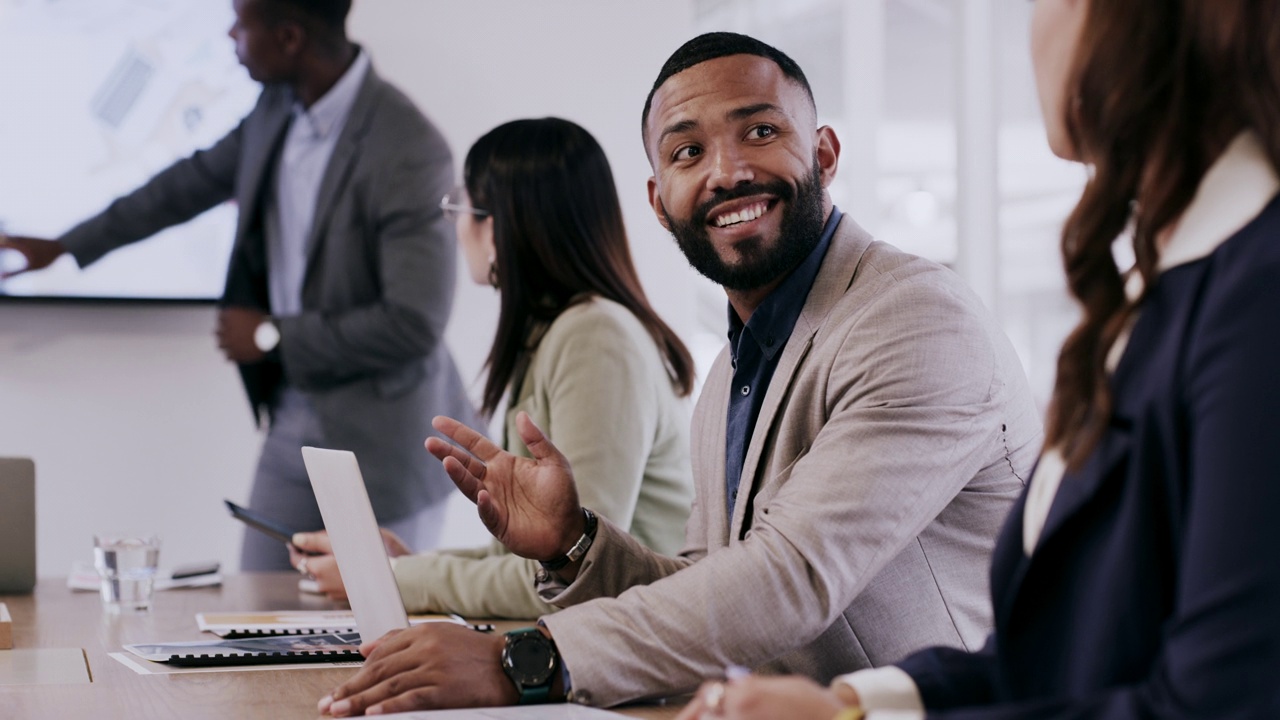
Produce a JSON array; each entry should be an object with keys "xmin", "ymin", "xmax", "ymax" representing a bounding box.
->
[
  {"xmin": 0, "ymin": 457, "xmax": 36, "ymax": 593},
  {"xmin": 300, "ymin": 447, "xmax": 409, "ymax": 644}
]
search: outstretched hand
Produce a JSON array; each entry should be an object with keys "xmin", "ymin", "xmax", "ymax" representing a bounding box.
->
[
  {"xmin": 426, "ymin": 412, "xmax": 584, "ymax": 562},
  {"xmin": 0, "ymin": 235, "xmax": 66, "ymax": 278}
]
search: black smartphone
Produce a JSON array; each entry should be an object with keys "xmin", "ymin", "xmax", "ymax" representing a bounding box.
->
[{"xmin": 224, "ymin": 500, "xmax": 318, "ymax": 554}]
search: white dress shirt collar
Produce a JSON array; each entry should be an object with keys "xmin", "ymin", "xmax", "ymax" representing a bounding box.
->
[
  {"xmin": 1158, "ymin": 131, "xmax": 1280, "ymax": 271},
  {"xmin": 290, "ymin": 48, "xmax": 371, "ymax": 140}
]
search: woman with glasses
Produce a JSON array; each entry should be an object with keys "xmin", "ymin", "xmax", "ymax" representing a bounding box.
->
[
  {"xmin": 292, "ymin": 117, "xmax": 695, "ymax": 619},
  {"xmin": 674, "ymin": 0, "xmax": 1280, "ymax": 718}
]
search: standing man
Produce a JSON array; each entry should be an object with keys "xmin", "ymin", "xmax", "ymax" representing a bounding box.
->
[
  {"xmin": 314, "ymin": 32, "xmax": 1044, "ymax": 716},
  {"xmin": 0, "ymin": 0, "xmax": 474, "ymax": 571}
]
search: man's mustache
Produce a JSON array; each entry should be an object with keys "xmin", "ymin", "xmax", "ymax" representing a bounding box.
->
[{"xmin": 690, "ymin": 180, "xmax": 796, "ymax": 226}]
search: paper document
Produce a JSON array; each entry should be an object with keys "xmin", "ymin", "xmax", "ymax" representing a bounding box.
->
[
  {"xmin": 110, "ymin": 652, "xmax": 361, "ymax": 676},
  {"xmin": 377, "ymin": 706, "xmax": 630, "ymax": 718},
  {"xmin": 124, "ymin": 632, "xmax": 363, "ymax": 666},
  {"xmin": 196, "ymin": 610, "xmax": 469, "ymax": 638},
  {"xmin": 0, "ymin": 648, "xmax": 92, "ymax": 685}
]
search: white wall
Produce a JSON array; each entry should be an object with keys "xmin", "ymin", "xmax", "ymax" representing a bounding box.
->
[{"xmin": 0, "ymin": 1, "xmax": 706, "ymax": 578}]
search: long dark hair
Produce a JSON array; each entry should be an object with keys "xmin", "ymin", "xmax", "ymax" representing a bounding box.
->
[
  {"xmin": 1046, "ymin": 0, "xmax": 1280, "ymax": 469},
  {"xmin": 464, "ymin": 117, "xmax": 696, "ymax": 417}
]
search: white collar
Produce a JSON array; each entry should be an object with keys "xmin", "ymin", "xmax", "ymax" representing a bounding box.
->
[
  {"xmin": 292, "ymin": 49, "xmax": 371, "ymax": 139},
  {"xmin": 1159, "ymin": 131, "xmax": 1280, "ymax": 271}
]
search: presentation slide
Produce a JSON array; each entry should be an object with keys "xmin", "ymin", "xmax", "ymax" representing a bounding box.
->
[{"xmin": 0, "ymin": 0, "xmax": 260, "ymax": 301}]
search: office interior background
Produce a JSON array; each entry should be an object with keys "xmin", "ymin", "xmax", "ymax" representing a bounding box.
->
[{"xmin": 0, "ymin": 0, "xmax": 1087, "ymax": 577}]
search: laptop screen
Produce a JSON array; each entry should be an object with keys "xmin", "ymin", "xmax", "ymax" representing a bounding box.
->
[{"xmin": 300, "ymin": 447, "xmax": 409, "ymax": 645}]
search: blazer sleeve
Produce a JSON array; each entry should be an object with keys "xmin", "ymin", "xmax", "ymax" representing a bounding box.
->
[
  {"xmin": 907, "ymin": 245, "xmax": 1280, "ymax": 719},
  {"xmin": 276, "ymin": 101, "xmax": 456, "ymax": 386},
  {"xmin": 58, "ymin": 117, "xmax": 243, "ymax": 267},
  {"xmin": 392, "ymin": 542, "xmax": 557, "ymax": 619},
  {"xmin": 892, "ymin": 636, "xmax": 1000, "ymax": 710},
  {"xmin": 541, "ymin": 270, "xmax": 1018, "ymax": 707}
]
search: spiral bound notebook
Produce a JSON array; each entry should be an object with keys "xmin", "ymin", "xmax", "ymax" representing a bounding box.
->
[
  {"xmin": 122, "ymin": 632, "xmax": 363, "ymax": 667},
  {"xmin": 195, "ymin": 611, "xmax": 475, "ymax": 638}
]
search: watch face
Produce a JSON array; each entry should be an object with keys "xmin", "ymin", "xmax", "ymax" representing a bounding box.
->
[{"xmin": 504, "ymin": 633, "xmax": 556, "ymax": 686}]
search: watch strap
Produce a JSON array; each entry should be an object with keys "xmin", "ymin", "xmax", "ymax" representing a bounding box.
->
[
  {"xmin": 518, "ymin": 681, "xmax": 551, "ymax": 705},
  {"xmin": 539, "ymin": 508, "xmax": 597, "ymax": 571}
]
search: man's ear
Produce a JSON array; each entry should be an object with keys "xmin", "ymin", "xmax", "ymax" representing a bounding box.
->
[
  {"xmin": 277, "ymin": 22, "xmax": 306, "ymax": 57},
  {"xmin": 816, "ymin": 126, "xmax": 840, "ymax": 189},
  {"xmin": 647, "ymin": 177, "xmax": 671, "ymax": 231}
]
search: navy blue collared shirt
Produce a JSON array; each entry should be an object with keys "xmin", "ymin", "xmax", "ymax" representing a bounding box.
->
[{"xmin": 723, "ymin": 207, "xmax": 842, "ymax": 519}]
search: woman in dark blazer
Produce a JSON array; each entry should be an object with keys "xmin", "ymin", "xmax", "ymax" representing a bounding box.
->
[{"xmin": 676, "ymin": 0, "xmax": 1280, "ymax": 718}]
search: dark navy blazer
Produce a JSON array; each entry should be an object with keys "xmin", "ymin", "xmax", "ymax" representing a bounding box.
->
[{"xmin": 896, "ymin": 194, "xmax": 1280, "ymax": 718}]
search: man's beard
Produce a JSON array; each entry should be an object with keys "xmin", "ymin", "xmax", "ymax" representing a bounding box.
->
[{"xmin": 662, "ymin": 159, "xmax": 826, "ymax": 292}]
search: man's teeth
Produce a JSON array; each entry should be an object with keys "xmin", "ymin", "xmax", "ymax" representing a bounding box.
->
[{"xmin": 713, "ymin": 201, "xmax": 768, "ymax": 227}]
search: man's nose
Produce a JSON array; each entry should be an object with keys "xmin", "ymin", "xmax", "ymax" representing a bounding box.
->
[{"xmin": 705, "ymin": 142, "xmax": 755, "ymax": 193}]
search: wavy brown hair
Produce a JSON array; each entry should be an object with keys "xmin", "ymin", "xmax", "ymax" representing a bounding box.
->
[
  {"xmin": 1046, "ymin": 0, "xmax": 1280, "ymax": 469},
  {"xmin": 464, "ymin": 117, "xmax": 696, "ymax": 418}
]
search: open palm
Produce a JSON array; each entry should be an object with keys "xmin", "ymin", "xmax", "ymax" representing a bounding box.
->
[{"xmin": 426, "ymin": 412, "xmax": 583, "ymax": 560}]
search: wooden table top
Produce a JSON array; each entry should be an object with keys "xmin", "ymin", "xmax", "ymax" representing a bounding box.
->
[{"xmin": 0, "ymin": 573, "xmax": 681, "ymax": 719}]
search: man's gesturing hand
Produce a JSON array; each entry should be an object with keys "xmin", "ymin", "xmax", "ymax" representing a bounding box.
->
[
  {"xmin": 0, "ymin": 235, "xmax": 66, "ymax": 278},
  {"xmin": 425, "ymin": 412, "xmax": 586, "ymax": 562}
]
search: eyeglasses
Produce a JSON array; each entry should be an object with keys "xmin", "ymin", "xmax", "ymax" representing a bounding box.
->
[{"xmin": 440, "ymin": 186, "xmax": 490, "ymax": 222}]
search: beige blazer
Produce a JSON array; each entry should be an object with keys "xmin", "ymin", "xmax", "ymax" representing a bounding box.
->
[
  {"xmin": 393, "ymin": 298, "xmax": 693, "ymax": 618},
  {"xmin": 539, "ymin": 217, "xmax": 1043, "ymax": 707}
]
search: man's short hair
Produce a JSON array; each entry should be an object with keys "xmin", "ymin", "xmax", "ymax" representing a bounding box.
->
[
  {"xmin": 641, "ymin": 32, "xmax": 815, "ymax": 141},
  {"xmin": 261, "ymin": 0, "xmax": 351, "ymax": 31}
]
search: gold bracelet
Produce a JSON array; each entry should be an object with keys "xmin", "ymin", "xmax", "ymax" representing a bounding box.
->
[{"xmin": 831, "ymin": 707, "xmax": 866, "ymax": 720}]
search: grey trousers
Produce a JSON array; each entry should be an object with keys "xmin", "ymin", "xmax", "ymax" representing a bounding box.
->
[{"xmin": 238, "ymin": 387, "xmax": 448, "ymax": 571}]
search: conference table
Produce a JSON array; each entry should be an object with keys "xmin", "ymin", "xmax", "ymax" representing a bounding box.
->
[{"xmin": 0, "ymin": 573, "xmax": 684, "ymax": 719}]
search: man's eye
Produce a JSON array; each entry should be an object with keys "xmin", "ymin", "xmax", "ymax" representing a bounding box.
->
[
  {"xmin": 748, "ymin": 125, "xmax": 776, "ymax": 139},
  {"xmin": 674, "ymin": 145, "xmax": 702, "ymax": 161}
]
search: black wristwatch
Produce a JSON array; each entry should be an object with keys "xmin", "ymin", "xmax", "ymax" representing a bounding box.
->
[
  {"xmin": 501, "ymin": 627, "xmax": 558, "ymax": 704},
  {"xmin": 539, "ymin": 508, "xmax": 597, "ymax": 572}
]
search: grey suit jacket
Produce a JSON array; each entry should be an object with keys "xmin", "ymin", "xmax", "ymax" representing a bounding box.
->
[
  {"xmin": 58, "ymin": 61, "xmax": 476, "ymax": 519},
  {"xmin": 539, "ymin": 216, "xmax": 1044, "ymax": 707}
]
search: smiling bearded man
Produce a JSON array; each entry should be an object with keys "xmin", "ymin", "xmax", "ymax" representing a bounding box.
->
[
  {"xmin": 663, "ymin": 158, "xmax": 825, "ymax": 291},
  {"xmin": 314, "ymin": 31, "xmax": 1045, "ymax": 717}
]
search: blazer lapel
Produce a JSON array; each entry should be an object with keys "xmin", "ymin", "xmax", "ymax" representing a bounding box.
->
[
  {"xmin": 1034, "ymin": 426, "xmax": 1133, "ymax": 553},
  {"xmin": 303, "ymin": 69, "xmax": 381, "ymax": 268},
  {"xmin": 729, "ymin": 217, "xmax": 876, "ymax": 538},
  {"xmin": 234, "ymin": 92, "xmax": 292, "ymax": 248}
]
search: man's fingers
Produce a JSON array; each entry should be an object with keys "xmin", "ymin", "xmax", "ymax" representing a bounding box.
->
[
  {"xmin": 432, "ymin": 415, "xmax": 504, "ymax": 461},
  {"xmin": 674, "ymin": 683, "xmax": 713, "ymax": 720},
  {"xmin": 441, "ymin": 456, "xmax": 483, "ymax": 503},
  {"xmin": 334, "ymin": 635, "xmax": 433, "ymax": 714},
  {"xmin": 476, "ymin": 488, "xmax": 504, "ymax": 537},
  {"xmin": 424, "ymin": 437, "xmax": 487, "ymax": 478},
  {"xmin": 367, "ymin": 686, "xmax": 441, "ymax": 715},
  {"xmin": 515, "ymin": 411, "xmax": 567, "ymax": 465},
  {"xmin": 290, "ymin": 531, "xmax": 331, "ymax": 553},
  {"xmin": 332, "ymin": 673, "xmax": 433, "ymax": 718},
  {"xmin": 358, "ymin": 626, "xmax": 409, "ymax": 660}
]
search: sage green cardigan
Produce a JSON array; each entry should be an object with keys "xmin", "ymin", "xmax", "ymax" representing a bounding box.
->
[{"xmin": 392, "ymin": 297, "xmax": 693, "ymax": 618}]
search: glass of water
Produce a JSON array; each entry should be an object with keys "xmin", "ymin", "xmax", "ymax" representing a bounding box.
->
[{"xmin": 93, "ymin": 534, "xmax": 161, "ymax": 613}]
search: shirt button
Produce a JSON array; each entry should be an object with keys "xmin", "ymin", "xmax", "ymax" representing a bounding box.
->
[{"xmin": 740, "ymin": 385, "xmax": 750, "ymax": 396}]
